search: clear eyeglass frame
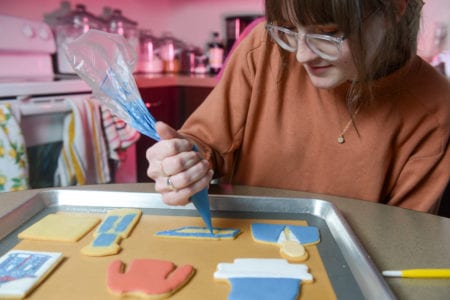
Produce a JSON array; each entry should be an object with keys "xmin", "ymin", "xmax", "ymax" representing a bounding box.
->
[{"xmin": 266, "ymin": 23, "xmax": 346, "ymax": 61}]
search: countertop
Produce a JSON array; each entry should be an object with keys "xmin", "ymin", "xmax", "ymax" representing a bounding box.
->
[
  {"xmin": 0, "ymin": 183, "xmax": 449, "ymax": 299},
  {"xmin": 0, "ymin": 74, "xmax": 217, "ymax": 98},
  {"xmin": 134, "ymin": 73, "xmax": 218, "ymax": 88}
]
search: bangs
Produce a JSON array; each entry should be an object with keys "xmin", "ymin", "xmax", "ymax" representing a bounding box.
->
[
  {"xmin": 267, "ymin": 0, "xmax": 337, "ymax": 26},
  {"xmin": 265, "ymin": 0, "xmax": 370, "ymax": 37}
]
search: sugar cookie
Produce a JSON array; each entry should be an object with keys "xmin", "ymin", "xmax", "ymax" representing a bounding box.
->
[
  {"xmin": 107, "ymin": 259, "xmax": 195, "ymax": 299},
  {"xmin": 251, "ymin": 223, "xmax": 320, "ymax": 245},
  {"xmin": 18, "ymin": 213, "xmax": 100, "ymax": 242},
  {"xmin": 214, "ymin": 258, "xmax": 313, "ymax": 300},
  {"xmin": 155, "ymin": 226, "xmax": 240, "ymax": 240},
  {"xmin": 81, "ymin": 208, "xmax": 141, "ymax": 256},
  {"xmin": 251, "ymin": 223, "xmax": 320, "ymax": 261},
  {"xmin": 0, "ymin": 250, "xmax": 63, "ymax": 299},
  {"xmin": 279, "ymin": 240, "xmax": 309, "ymax": 262}
]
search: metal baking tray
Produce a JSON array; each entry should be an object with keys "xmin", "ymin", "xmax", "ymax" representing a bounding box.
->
[{"xmin": 0, "ymin": 189, "xmax": 396, "ymax": 300}]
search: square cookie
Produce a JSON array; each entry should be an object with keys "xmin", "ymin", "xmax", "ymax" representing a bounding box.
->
[{"xmin": 18, "ymin": 213, "xmax": 100, "ymax": 242}]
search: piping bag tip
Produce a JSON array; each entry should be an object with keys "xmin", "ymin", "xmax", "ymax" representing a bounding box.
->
[{"xmin": 190, "ymin": 188, "xmax": 213, "ymax": 234}]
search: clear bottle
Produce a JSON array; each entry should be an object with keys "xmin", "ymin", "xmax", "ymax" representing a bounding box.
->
[{"xmin": 207, "ymin": 31, "xmax": 224, "ymax": 75}]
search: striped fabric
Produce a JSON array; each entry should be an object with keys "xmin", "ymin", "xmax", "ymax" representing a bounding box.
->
[
  {"xmin": 100, "ymin": 106, "xmax": 140, "ymax": 162},
  {"xmin": 54, "ymin": 97, "xmax": 110, "ymax": 186}
]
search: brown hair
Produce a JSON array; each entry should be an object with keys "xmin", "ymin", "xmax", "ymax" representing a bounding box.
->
[{"xmin": 265, "ymin": 0, "xmax": 424, "ymax": 110}]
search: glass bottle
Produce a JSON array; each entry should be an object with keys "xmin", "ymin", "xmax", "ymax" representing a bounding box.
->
[{"xmin": 207, "ymin": 31, "xmax": 224, "ymax": 75}]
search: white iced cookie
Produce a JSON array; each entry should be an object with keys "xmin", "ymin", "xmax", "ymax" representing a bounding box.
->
[
  {"xmin": 0, "ymin": 250, "xmax": 63, "ymax": 298},
  {"xmin": 214, "ymin": 258, "xmax": 313, "ymax": 300}
]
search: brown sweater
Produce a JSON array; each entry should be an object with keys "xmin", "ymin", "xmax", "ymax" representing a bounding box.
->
[{"xmin": 180, "ymin": 23, "xmax": 450, "ymax": 212}]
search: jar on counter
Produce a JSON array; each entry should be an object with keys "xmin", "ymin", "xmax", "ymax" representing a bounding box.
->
[
  {"xmin": 136, "ymin": 29, "xmax": 163, "ymax": 73},
  {"xmin": 180, "ymin": 47, "xmax": 208, "ymax": 74},
  {"xmin": 104, "ymin": 9, "xmax": 139, "ymax": 62},
  {"xmin": 159, "ymin": 32, "xmax": 184, "ymax": 73},
  {"xmin": 54, "ymin": 4, "xmax": 105, "ymax": 74}
]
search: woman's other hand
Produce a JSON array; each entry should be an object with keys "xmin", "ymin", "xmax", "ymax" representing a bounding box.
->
[{"xmin": 146, "ymin": 121, "xmax": 213, "ymax": 206}]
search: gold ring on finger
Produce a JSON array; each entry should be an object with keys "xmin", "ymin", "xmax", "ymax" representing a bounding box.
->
[{"xmin": 166, "ymin": 176, "xmax": 177, "ymax": 192}]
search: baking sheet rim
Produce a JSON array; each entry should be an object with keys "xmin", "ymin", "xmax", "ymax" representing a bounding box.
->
[{"xmin": 0, "ymin": 189, "xmax": 396, "ymax": 300}]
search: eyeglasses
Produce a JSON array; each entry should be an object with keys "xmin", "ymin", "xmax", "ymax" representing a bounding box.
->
[{"xmin": 266, "ymin": 24, "xmax": 346, "ymax": 61}]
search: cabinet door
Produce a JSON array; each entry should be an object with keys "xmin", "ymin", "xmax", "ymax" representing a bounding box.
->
[
  {"xmin": 135, "ymin": 86, "xmax": 213, "ymax": 182},
  {"xmin": 178, "ymin": 86, "xmax": 213, "ymax": 127},
  {"xmin": 140, "ymin": 87, "xmax": 179, "ymax": 127},
  {"xmin": 136, "ymin": 87, "xmax": 178, "ymax": 182}
]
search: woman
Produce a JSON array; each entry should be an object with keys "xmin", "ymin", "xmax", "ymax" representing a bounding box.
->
[{"xmin": 147, "ymin": 0, "xmax": 450, "ymax": 213}]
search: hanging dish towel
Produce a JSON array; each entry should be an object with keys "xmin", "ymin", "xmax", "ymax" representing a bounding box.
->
[
  {"xmin": 101, "ymin": 105, "xmax": 140, "ymax": 162},
  {"xmin": 54, "ymin": 97, "xmax": 110, "ymax": 186},
  {"xmin": 0, "ymin": 103, "xmax": 29, "ymax": 192}
]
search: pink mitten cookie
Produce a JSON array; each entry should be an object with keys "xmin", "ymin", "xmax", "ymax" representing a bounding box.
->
[{"xmin": 107, "ymin": 259, "xmax": 195, "ymax": 299}]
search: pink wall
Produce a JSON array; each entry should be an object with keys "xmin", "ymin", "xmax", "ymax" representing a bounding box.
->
[
  {"xmin": 0, "ymin": 0, "xmax": 448, "ymax": 56},
  {"xmin": 0, "ymin": 0, "xmax": 263, "ymax": 50}
]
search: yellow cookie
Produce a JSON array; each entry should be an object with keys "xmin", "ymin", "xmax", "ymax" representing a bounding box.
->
[
  {"xmin": 279, "ymin": 240, "xmax": 309, "ymax": 262},
  {"xmin": 18, "ymin": 213, "xmax": 100, "ymax": 242}
]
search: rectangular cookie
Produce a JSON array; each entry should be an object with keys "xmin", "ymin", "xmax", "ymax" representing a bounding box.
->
[
  {"xmin": 18, "ymin": 213, "xmax": 100, "ymax": 242},
  {"xmin": 0, "ymin": 250, "xmax": 63, "ymax": 299}
]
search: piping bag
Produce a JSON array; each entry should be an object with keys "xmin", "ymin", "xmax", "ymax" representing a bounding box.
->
[{"xmin": 64, "ymin": 29, "xmax": 213, "ymax": 233}]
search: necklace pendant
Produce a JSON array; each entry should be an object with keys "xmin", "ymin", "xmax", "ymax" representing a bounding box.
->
[{"xmin": 338, "ymin": 136, "xmax": 345, "ymax": 144}]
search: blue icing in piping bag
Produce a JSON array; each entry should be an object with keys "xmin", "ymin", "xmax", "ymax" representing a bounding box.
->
[
  {"xmin": 189, "ymin": 178, "xmax": 213, "ymax": 232},
  {"xmin": 64, "ymin": 29, "xmax": 213, "ymax": 233}
]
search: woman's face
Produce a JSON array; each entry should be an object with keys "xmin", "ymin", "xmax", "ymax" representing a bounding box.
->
[
  {"xmin": 295, "ymin": 13, "xmax": 384, "ymax": 89},
  {"xmin": 295, "ymin": 25, "xmax": 357, "ymax": 89}
]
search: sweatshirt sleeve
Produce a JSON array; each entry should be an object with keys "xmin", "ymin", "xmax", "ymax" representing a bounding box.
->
[
  {"xmin": 179, "ymin": 23, "xmax": 267, "ymax": 178},
  {"xmin": 385, "ymin": 70, "xmax": 450, "ymax": 213},
  {"xmin": 387, "ymin": 136, "xmax": 450, "ymax": 212}
]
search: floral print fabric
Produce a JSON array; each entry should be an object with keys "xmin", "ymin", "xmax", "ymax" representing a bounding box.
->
[{"xmin": 0, "ymin": 103, "xmax": 29, "ymax": 192}]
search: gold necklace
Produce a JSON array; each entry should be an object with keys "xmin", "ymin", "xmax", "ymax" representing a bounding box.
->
[{"xmin": 337, "ymin": 107, "xmax": 360, "ymax": 144}]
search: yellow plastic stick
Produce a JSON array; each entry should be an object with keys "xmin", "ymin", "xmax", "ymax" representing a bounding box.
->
[{"xmin": 383, "ymin": 269, "xmax": 450, "ymax": 278}]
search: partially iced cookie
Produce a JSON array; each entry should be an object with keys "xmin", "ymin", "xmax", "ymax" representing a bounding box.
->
[
  {"xmin": 155, "ymin": 226, "xmax": 240, "ymax": 240},
  {"xmin": 251, "ymin": 223, "xmax": 320, "ymax": 261},
  {"xmin": 81, "ymin": 208, "xmax": 141, "ymax": 256}
]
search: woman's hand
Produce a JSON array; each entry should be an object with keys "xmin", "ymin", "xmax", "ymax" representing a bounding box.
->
[{"xmin": 146, "ymin": 121, "xmax": 213, "ymax": 206}]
